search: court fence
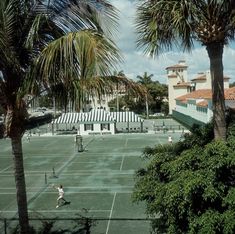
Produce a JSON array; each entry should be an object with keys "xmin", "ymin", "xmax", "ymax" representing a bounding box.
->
[{"xmin": 0, "ymin": 217, "xmax": 155, "ymax": 234}]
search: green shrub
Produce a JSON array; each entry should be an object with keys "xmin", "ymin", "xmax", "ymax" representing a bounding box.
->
[{"xmin": 133, "ymin": 124, "xmax": 235, "ymax": 234}]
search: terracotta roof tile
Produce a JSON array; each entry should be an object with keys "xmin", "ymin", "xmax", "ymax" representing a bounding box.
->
[
  {"xmin": 173, "ymin": 82, "xmax": 191, "ymax": 87},
  {"xmin": 176, "ymin": 87, "xmax": 235, "ymax": 102},
  {"xmin": 176, "ymin": 89, "xmax": 212, "ymax": 101},
  {"xmin": 166, "ymin": 64, "xmax": 188, "ymax": 70},
  {"xmin": 225, "ymin": 87, "xmax": 235, "ymax": 100},
  {"xmin": 197, "ymin": 100, "xmax": 208, "ymax": 107},
  {"xmin": 191, "ymin": 74, "xmax": 206, "ymax": 81},
  {"xmin": 224, "ymin": 76, "xmax": 230, "ymax": 80},
  {"xmin": 168, "ymin": 74, "xmax": 177, "ymax": 78},
  {"xmin": 191, "ymin": 74, "xmax": 230, "ymax": 82}
]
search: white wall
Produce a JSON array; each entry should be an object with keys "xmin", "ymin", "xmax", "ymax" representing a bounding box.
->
[
  {"xmin": 166, "ymin": 61, "xmax": 188, "ymax": 114},
  {"xmin": 79, "ymin": 123, "xmax": 115, "ymax": 135},
  {"xmin": 224, "ymin": 80, "xmax": 229, "ymax": 89},
  {"xmin": 168, "ymin": 77, "xmax": 178, "ymax": 114},
  {"xmin": 175, "ymin": 99, "xmax": 213, "ymax": 124}
]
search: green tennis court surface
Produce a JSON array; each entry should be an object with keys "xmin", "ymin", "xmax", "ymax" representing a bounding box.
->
[{"xmin": 0, "ymin": 132, "xmax": 182, "ymax": 233}]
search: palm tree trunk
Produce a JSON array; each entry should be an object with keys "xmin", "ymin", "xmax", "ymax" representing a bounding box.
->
[
  {"xmin": 11, "ymin": 136, "xmax": 29, "ymax": 234},
  {"xmin": 116, "ymin": 84, "xmax": 119, "ymax": 112},
  {"xmin": 145, "ymin": 94, "xmax": 149, "ymax": 119},
  {"xmin": 206, "ymin": 42, "xmax": 226, "ymax": 140}
]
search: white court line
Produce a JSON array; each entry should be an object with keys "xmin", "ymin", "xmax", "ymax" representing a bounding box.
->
[
  {"xmin": 0, "ymin": 157, "xmax": 28, "ymax": 173},
  {"xmin": 0, "ymin": 209, "xmax": 110, "ymax": 213},
  {"xmin": 0, "ymin": 191, "xmax": 132, "ymax": 195},
  {"xmin": 0, "ymin": 186, "xmax": 133, "ymax": 189},
  {"xmin": 59, "ymin": 162, "xmax": 98, "ymax": 164},
  {"xmin": 0, "ymin": 172, "xmax": 135, "ymax": 176},
  {"xmin": 105, "ymin": 192, "xmax": 117, "ymax": 234},
  {"xmin": 0, "ymin": 186, "xmax": 134, "ymax": 190},
  {"xmin": 119, "ymin": 138, "xmax": 128, "ymax": 171},
  {"xmin": 0, "ymin": 165, "xmax": 12, "ymax": 173},
  {"xmin": 0, "ymin": 171, "xmax": 135, "ymax": 175}
]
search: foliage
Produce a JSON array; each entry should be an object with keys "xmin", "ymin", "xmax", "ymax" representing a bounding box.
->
[
  {"xmin": 108, "ymin": 73, "xmax": 167, "ymax": 115},
  {"xmin": 0, "ymin": 0, "xmax": 123, "ymax": 233},
  {"xmin": 37, "ymin": 94, "xmax": 53, "ymax": 109},
  {"xmin": 10, "ymin": 215, "xmax": 95, "ymax": 233},
  {"xmin": 136, "ymin": 72, "xmax": 168, "ymax": 117},
  {"xmin": 133, "ymin": 124, "xmax": 235, "ymax": 233},
  {"xmin": 135, "ymin": 0, "xmax": 235, "ymax": 139},
  {"xmin": 161, "ymin": 101, "xmax": 169, "ymax": 116},
  {"xmin": 229, "ymin": 82, "xmax": 235, "ymax": 88}
]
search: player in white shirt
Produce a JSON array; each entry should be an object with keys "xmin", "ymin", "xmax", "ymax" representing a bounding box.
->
[
  {"xmin": 168, "ymin": 135, "xmax": 173, "ymax": 144},
  {"xmin": 53, "ymin": 184, "xmax": 68, "ymax": 208}
]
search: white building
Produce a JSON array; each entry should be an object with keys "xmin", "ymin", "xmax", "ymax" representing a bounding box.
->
[
  {"xmin": 166, "ymin": 60, "xmax": 189, "ymax": 115},
  {"xmin": 84, "ymin": 84, "xmax": 127, "ymax": 112},
  {"xmin": 166, "ymin": 60, "xmax": 232, "ymax": 126},
  {"xmin": 52, "ymin": 109, "xmax": 144, "ymax": 135},
  {"xmin": 174, "ymin": 87, "xmax": 235, "ymax": 126}
]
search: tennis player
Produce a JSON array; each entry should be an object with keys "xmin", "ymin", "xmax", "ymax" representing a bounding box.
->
[{"xmin": 53, "ymin": 184, "xmax": 68, "ymax": 208}]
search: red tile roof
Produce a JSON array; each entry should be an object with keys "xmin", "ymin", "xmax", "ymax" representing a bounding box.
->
[
  {"xmin": 197, "ymin": 100, "xmax": 208, "ymax": 107},
  {"xmin": 168, "ymin": 74, "xmax": 177, "ymax": 78},
  {"xmin": 176, "ymin": 87, "xmax": 235, "ymax": 102},
  {"xmin": 176, "ymin": 89, "xmax": 212, "ymax": 101},
  {"xmin": 191, "ymin": 74, "xmax": 230, "ymax": 82},
  {"xmin": 225, "ymin": 87, "xmax": 235, "ymax": 100},
  {"xmin": 173, "ymin": 82, "xmax": 191, "ymax": 88},
  {"xmin": 191, "ymin": 74, "xmax": 206, "ymax": 81},
  {"xmin": 166, "ymin": 64, "xmax": 188, "ymax": 70},
  {"xmin": 224, "ymin": 76, "xmax": 230, "ymax": 80}
]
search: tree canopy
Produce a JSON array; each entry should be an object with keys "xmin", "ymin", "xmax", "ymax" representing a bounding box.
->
[{"xmin": 133, "ymin": 123, "xmax": 235, "ymax": 233}]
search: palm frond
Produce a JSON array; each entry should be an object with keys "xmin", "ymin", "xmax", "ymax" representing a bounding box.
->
[
  {"xmin": 38, "ymin": 0, "xmax": 119, "ymax": 37},
  {"xmin": 135, "ymin": 0, "xmax": 195, "ymax": 56},
  {"xmin": 136, "ymin": 0, "xmax": 235, "ymax": 57},
  {"xmin": 33, "ymin": 29, "xmax": 121, "ymax": 87}
]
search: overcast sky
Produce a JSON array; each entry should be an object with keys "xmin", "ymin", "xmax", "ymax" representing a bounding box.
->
[{"xmin": 110, "ymin": 0, "xmax": 235, "ymax": 84}]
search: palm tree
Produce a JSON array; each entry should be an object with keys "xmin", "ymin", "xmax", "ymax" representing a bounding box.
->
[
  {"xmin": 112, "ymin": 70, "xmax": 125, "ymax": 111},
  {"xmin": 135, "ymin": 0, "xmax": 235, "ymax": 140},
  {"xmin": 0, "ymin": 0, "xmax": 123, "ymax": 233},
  {"xmin": 137, "ymin": 72, "xmax": 154, "ymax": 118}
]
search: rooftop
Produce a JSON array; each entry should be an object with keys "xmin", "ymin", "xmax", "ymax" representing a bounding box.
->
[{"xmin": 176, "ymin": 87, "xmax": 235, "ymax": 102}]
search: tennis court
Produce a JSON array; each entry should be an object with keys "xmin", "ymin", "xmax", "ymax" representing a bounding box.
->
[{"xmin": 0, "ymin": 130, "xmax": 183, "ymax": 233}]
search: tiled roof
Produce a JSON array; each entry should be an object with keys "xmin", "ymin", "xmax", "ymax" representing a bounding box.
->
[
  {"xmin": 173, "ymin": 82, "xmax": 191, "ymax": 87},
  {"xmin": 166, "ymin": 64, "xmax": 188, "ymax": 70},
  {"xmin": 191, "ymin": 74, "xmax": 230, "ymax": 82},
  {"xmin": 176, "ymin": 87, "xmax": 235, "ymax": 102},
  {"xmin": 176, "ymin": 89, "xmax": 212, "ymax": 101},
  {"xmin": 224, "ymin": 76, "xmax": 230, "ymax": 80},
  {"xmin": 197, "ymin": 100, "xmax": 208, "ymax": 107},
  {"xmin": 191, "ymin": 74, "xmax": 206, "ymax": 81},
  {"xmin": 225, "ymin": 87, "xmax": 235, "ymax": 100},
  {"xmin": 168, "ymin": 74, "xmax": 177, "ymax": 78}
]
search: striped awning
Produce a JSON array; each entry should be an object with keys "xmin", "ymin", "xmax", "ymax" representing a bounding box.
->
[
  {"xmin": 52, "ymin": 109, "xmax": 144, "ymax": 124},
  {"xmin": 53, "ymin": 112, "xmax": 83, "ymax": 124},
  {"xmin": 110, "ymin": 111, "xmax": 144, "ymax": 123},
  {"xmin": 83, "ymin": 109, "xmax": 115, "ymax": 123}
]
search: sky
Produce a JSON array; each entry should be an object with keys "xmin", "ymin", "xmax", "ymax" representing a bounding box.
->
[{"xmin": 110, "ymin": 0, "xmax": 235, "ymax": 84}]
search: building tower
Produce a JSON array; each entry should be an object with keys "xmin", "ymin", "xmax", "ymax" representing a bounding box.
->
[{"xmin": 166, "ymin": 60, "xmax": 189, "ymax": 114}]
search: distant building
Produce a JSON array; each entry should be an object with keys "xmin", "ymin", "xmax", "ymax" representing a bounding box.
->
[
  {"xmin": 52, "ymin": 109, "xmax": 144, "ymax": 135},
  {"xmin": 166, "ymin": 60, "xmax": 232, "ymax": 126},
  {"xmin": 174, "ymin": 87, "xmax": 235, "ymax": 126},
  {"xmin": 84, "ymin": 83, "xmax": 127, "ymax": 112},
  {"xmin": 166, "ymin": 60, "xmax": 190, "ymax": 115}
]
